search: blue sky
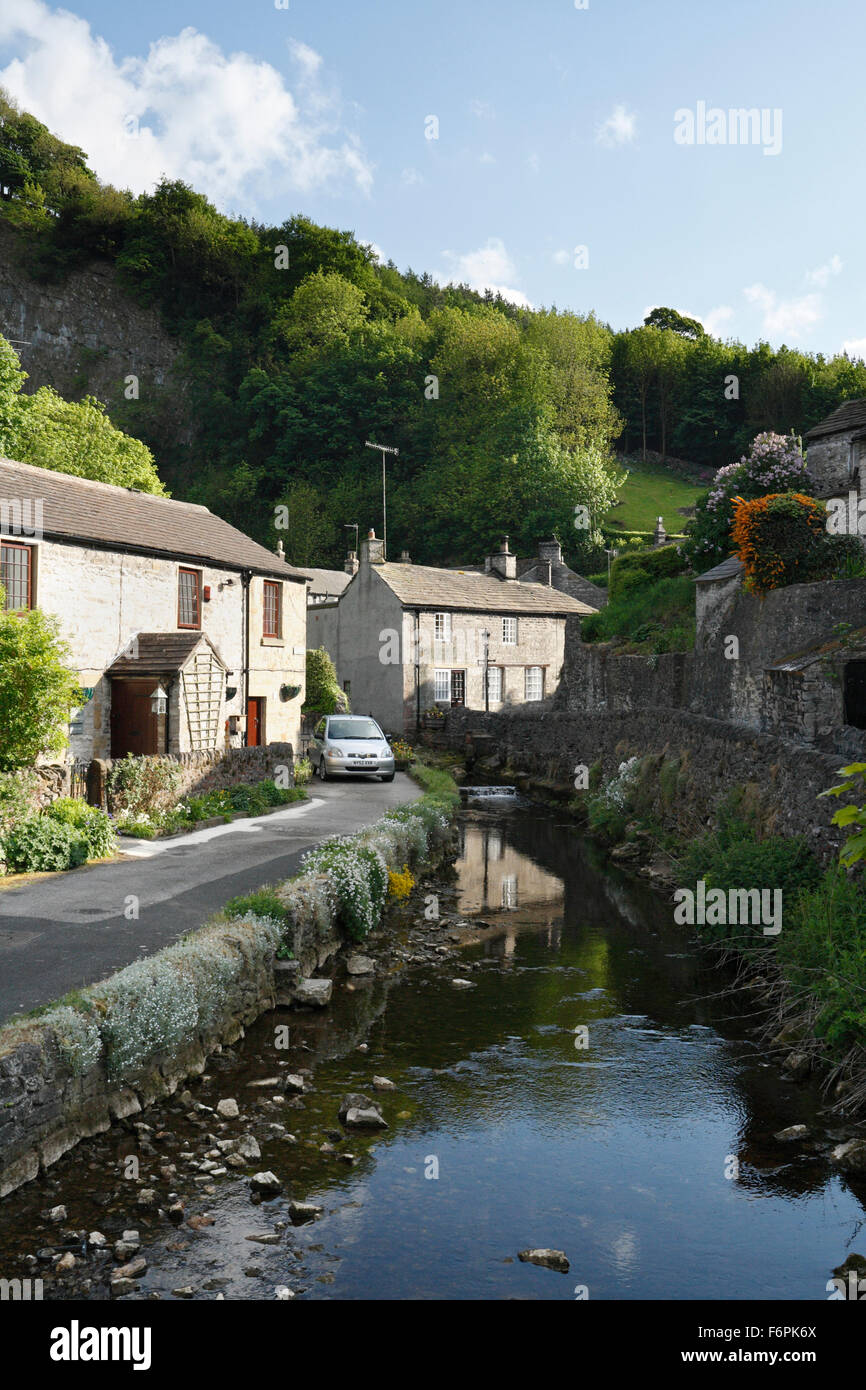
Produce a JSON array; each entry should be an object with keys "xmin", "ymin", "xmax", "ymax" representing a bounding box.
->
[{"xmin": 0, "ymin": 0, "xmax": 862, "ymax": 356}]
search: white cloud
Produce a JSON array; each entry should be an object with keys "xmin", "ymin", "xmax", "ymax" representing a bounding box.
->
[
  {"xmin": 362, "ymin": 240, "xmax": 383, "ymax": 263},
  {"xmin": 596, "ymin": 104, "xmax": 637, "ymax": 147},
  {"xmin": 842, "ymin": 337, "xmax": 866, "ymax": 361},
  {"xmin": 743, "ymin": 282, "xmax": 822, "ymax": 339},
  {"xmin": 702, "ymin": 305, "xmax": 734, "ymax": 336},
  {"xmin": 469, "ymin": 99, "xmax": 495, "ymax": 119},
  {"xmin": 434, "ymin": 238, "xmax": 532, "ymax": 308},
  {"xmin": 553, "ymin": 249, "xmax": 571, "ymax": 266},
  {"xmin": 805, "ymin": 254, "xmax": 842, "ymax": 287},
  {"xmin": 0, "ymin": 0, "xmax": 373, "ymax": 208}
]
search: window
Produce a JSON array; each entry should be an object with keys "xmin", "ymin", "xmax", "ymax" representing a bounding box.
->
[
  {"xmin": 0, "ymin": 542, "xmax": 32, "ymax": 611},
  {"xmin": 434, "ymin": 669, "xmax": 451, "ymax": 702},
  {"xmin": 178, "ymin": 568, "xmax": 201, "ymax": 628},
  {"xmin": 502, "ymin": 616, "xmax": 518, "ymax": 645},
  {"xmin": 486, "ymin": 665, "xmax": 503, "ymax": 702},
  {"xmin": 434, "ymin": 611, "xmax": 451, "ymax": 641},
  {"xmin": 263, "ymin": 580, "xmax": 281, "ymax": 638},
  {"xmin": 525, "ymin": 666, "xmax": 544, "ymax": 701}
]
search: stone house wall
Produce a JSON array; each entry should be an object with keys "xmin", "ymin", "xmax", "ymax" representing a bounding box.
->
[{"xmin": 19, "ymin": 537, "xmax": 305, "ymax": 761}]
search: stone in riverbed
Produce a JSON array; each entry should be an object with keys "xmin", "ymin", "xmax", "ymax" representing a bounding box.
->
[
  {"xmin": 288, "ymin": 1200, "xmax": 323, "ymax": 1225},
  {"xmin": 451, "ymin": 978, "xmax": 476, "ymax": 989},
  {"xmin": 283, "ymin": 1074, "xmax": 306, "ymax": 1094},
  {"xmin": 774, "ymin": 1124, "xmax": 809, "ymax": 1142},
  {"xmin": 249, "ymin": 1171, "xmax": 282, "ymax": 1197},
  {"xmin": 236, "ymin": 1134, "xmax": 261, "ymax": 1161},
  {"xmin": 338, "ymin": 1093, "xmax": 388, "ymax": 1130},
  {"xmin": 114, "ymin": 1256, "xmax": 147, "ymax": 1281},
  {"xmin": 216, "ymin": 1099, "xmax": 239, "ymax": 1119},
  {"xmin": 831, "ymin": 1140, "xmax": 866, "ymax": 1173},
  {"xmin": 48, "ymin": 1205, "xmax": 67, "ymax": 1223},
  {"xmin": 372, "ymin": 1076, "xmax": 397, "ymax": 1092},
  {"xmin": 518, "ymin": 1248, "xmax": 570, "ymax": 1273},
  {"xmin": 292, "ymin": 978, "xmax": 332, "ymax": 1008},
  {"xmin": 346, "ymin": 954, "xmax": 375, "ymax": 976}
]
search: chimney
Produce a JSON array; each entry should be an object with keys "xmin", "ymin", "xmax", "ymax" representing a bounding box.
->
[
  {"xmin": 360, "ymin": 528, "xmax": 385, "ymax": 565},
  {"xmin": 488, "ymin": 535, "xmax": 517, "ymax": 580},
  {"xmin": 344, "ymin": 549, "xmax": 359, "ymax": 576},
  {"xmin": 537, "ymin": 536, "xmax": 562, "ymax": 567},
  {"xmin": 653, "ymin": 516, "xmax": 667, "ymax": 547},
  {"xmin": 276, "ymin": 538, "xmax": 285, "ymax": 561},
  {"xmin": 400, "ymin": 550, "xmax": 412, "ymax": 564}
]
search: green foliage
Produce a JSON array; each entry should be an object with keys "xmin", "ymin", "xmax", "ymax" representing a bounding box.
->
[
  {"xmin": 294, "ymin": 757, "xmax": 313, "ymax": 786},
  {"xmin": 0, "ymin": 770, "xmax": 35, "ymax": 834},
  {"xmin": 45, "ymin": 797, "xmax": 115, "ymax": 859},
  {"xmin": 223, "ymin": 885, "xmax": 293, "ymax": 932},
  {"xmin": 2, "ymin": 814, "xmax": 89, "ymax": 873},
  {"xmin": 0, "ymin": 592, "xmax": 80, "ymax": 770},
  {"xmin": 107, "ymin": 756, "xmax": 183, "ymax": 817},
  {"xmin": 778, "ymin": 869, "xmax": 866, "ymax": 1053},
  {"xmin": 820, "ymin": 762, "xmax": 866, "ymax": 868},
  {"xmin": 304, "ymin": 647, "xmax": 349, "ymax": 714},
  {"xmin": 581, "ymin": 573, "xmax": 695, "ymax": 653},
  {"xmin": 607, "ymin": 543, "xmax": 688, "ymax": 602},
  {"xmin": 643, "ymin": 307, "xmax": 705, "ymax": 339},
  {"xmin": 681, "ymin": 815, "xmax": 821, "ymax": 945}
]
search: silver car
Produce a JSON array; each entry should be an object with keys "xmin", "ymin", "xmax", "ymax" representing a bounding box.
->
[{"xmin": 310, "ymin": 714, "xmax": 396, "ymax": 782}]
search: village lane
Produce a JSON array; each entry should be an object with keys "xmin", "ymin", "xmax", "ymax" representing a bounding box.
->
[{"xmin": 0, "ymin": 775, "xmax": 418, "ymax": 1023}]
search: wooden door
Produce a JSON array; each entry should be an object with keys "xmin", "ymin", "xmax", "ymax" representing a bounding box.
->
[
  {"xmin": 246, "ymin": 697, "xmax": 265, "ymax": 746},
  {"xmin": 450, "ymin": 670, "xmax": 465, "ymax": 707},
  {"xmin": 110, "ymin": 680, "xmax": 161, "ymax": 757}
]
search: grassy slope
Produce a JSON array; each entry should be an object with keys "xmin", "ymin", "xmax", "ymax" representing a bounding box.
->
[{"xmin": 604, "ymin": 458, "xmax": 706, "ymax": 534}]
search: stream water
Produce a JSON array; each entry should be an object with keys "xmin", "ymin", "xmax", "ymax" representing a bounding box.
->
[{"xmin": 1, "ymin": 797, "xmax": 864, "ymax": 1301}]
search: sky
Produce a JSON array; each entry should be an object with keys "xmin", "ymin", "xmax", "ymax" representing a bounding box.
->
[{"xmin": 0, "ymin": 0, "xmax": 863, "ymax": 357}]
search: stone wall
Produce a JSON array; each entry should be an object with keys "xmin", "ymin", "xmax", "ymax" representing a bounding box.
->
[
  {"xmin": 452, "ymin": 704, "xmax": 852, "ymax": 862},
  {"xmin": 85, "ymin": 742, "xmax": 297, "ymax": 809}
]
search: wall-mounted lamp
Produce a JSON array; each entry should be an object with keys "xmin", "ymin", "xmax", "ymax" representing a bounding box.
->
[{"xmin": 150, "ymin": 685, "xmax": 168, "ymax": 716}]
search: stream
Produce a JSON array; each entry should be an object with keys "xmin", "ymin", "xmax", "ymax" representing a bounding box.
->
[{"xmin": 1, "ymin": 794, "xmax": 864, "ymax": 1301}]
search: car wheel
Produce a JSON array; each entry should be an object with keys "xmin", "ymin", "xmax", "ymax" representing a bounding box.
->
[
  {"xmin": 380, "ymin": 772, "xmax": 395, "ymax": 783},
  {"xmin": 318, "ymin": 758, "xmax": 329, "ymax": 781}
]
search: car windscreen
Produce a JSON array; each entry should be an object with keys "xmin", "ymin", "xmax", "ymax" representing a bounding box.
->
[{"xmin": 328, "ymin": 719, "xmax": 383, "ymax": 740}]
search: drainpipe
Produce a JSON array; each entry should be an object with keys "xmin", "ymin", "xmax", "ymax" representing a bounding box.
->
[
  {"xmin": 414, "ymin": 610, "xmax": 421, "ymax": 733},
  {"xmin": 241, "ymin": 568, "xmax": 252, "ymax": 742}
]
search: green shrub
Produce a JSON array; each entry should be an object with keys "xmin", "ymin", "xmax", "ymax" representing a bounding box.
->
[
  {"xmin": 107, "ymin": 755, "xmax": 182, "ymax": 817},
  {"xmin": 301, "ymin": 838, "xmax": 388, "ymax": 942},
  {"xmin": 3, "ymin": 815, "xmax": 89, "ymax": 873},
  {"xmin": 223, "ymin": 885, "xmax": 293, "ymax": 931},
  {"xmin": 45, "ymin": 798, "xmax": 115, "ymax": 858},
  {"xmin": 608, "ymin": 544, "xmax": 688, "ymax": 602},
  {"xmin": 779, "ymin": 869, "xmax": 866, "ymax": 1053},
  {"xmin": 681, "ymin": 815, "xmax": 821, "ymax": 945},
  {"xmin": 294, "ymin": 757, "xmax": 313, "ymax": 786},
  {"xmin": 0, "ymin": 770, "xmax": 36, "ymax": 835},
  {"xmin": 304, "ymin": 648, "xmax": 349, "ymax": 714},
  {"xmin": 581, "ymin": 574, "xmax": 695, "ymax": 652}
]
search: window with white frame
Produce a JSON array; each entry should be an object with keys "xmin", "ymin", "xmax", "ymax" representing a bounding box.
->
[
  {"xmin": 524, "ymin": 666, "xmax": 544, "ymax": 701},
  {"xmin": 486, "ymin": 665, "xmax": 503, "ymax": 702},
  {"xmin": 434, "ymin": 668, "xmax": 451, "ymax": 702},
  {"xmin": 502, "ymin": 616, "xmax": 518, "ymax": 645},
  {"xmin": 434, "ymin": 611, "xmax": 451, "ymax": 641}
]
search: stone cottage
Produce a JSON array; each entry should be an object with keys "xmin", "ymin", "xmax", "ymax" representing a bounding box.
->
[
  {"xmin": 805, "ymin": 399, "xmax": 866, "ymax": 507},
  {"xmin": 0, "ymin": 456, "xmax": 307, "ymax": 761},
  {"xmin": 308, "ymin": 530, "xmax": 597, "ymax": 734}
]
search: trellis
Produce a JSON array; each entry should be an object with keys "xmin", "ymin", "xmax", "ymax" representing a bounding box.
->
[{"xmin": 182, "ymin": 649, "xmax": 224, "ymax": 751}]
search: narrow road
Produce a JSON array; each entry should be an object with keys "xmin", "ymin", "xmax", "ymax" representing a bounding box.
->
[{"xmin": 0, "ymin": 775, "xmax": 418, "ymax": 1024}]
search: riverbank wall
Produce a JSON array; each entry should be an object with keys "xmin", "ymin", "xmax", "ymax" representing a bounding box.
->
[{"xmin": 0, "ymin": 779, "xmax": 457, "ymax": 1199}]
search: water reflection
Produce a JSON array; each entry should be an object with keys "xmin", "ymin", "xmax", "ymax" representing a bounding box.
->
[{"xmin": 0, "ymin": 804, "xmax": 864, "ymax": 1301}]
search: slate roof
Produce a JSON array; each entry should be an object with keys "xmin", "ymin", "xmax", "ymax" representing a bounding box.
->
[
  {"xmin": 805, "ymin": 400, "xmax": 866, "ymax": 441},
  {"xmin": 373, "ymin": 561, "xmax": 597, "ymax": 615},
  {"xmin": 298, "ymin": 566, "xmax": 351, "ymax": 598},
  {"xmin": 693, "ymin": 556, "xmax": 745, "ymax": 584},
  {"xmin": 518, "ymin": 558, "xmax": 608, "ymax": 609},
  {"xmin": 106, "ymin": 632, "xmax": 229, "ymax": 676},
  {"xmin": 0, "ymin": 456, "xmax": 306, "ymax": 582}
]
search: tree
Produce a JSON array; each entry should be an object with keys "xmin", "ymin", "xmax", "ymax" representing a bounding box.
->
[
  {"xmin": 0, "ymin": 334, "xmax": 166, "ymax": 493},
  {"xmin": 644, "ymin": 306, "xmax": 705, "ymax": 340},
  {"xmin": 0, "ymin": 589, "xmax": 80, "ymax": 770},
  {"xmin": 304, "ymin": 648, "xmax": 349, "ymax": 714}
]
